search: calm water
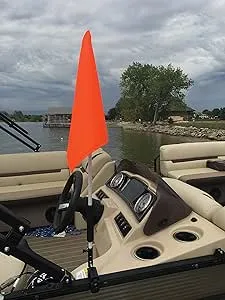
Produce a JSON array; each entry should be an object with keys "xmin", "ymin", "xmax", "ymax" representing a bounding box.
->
[{"xmin": 0, "ymin": 122, "xmax": 204, "ymax": 167}]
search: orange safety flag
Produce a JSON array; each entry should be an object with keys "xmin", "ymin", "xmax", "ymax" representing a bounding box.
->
[{"xmin": 67, "ymin": 30, "xmax": 108, "ymax": 171}]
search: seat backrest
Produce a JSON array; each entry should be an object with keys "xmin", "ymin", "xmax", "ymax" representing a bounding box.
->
[
  {"xmin": 163, "ymin": 177, "xmax": 222, "ymax": 221},
  {"xmin": 77, "ymin": 148, "xmax": 116, "ymax": 194},
  {"xmin": 79, "ymin": 148, "xmax": 112, "ymax": 177},
  {"xmin": 0, "ymin": 151, "xmax": 69, "ymax": 187},
  {"xmin": 160, "ymin": 141, "xmax": 225, "ymax": 177}
]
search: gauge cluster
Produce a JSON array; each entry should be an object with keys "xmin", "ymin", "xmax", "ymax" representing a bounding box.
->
[{"xmin": 107, "ymin": 172, "xmax": 156, "ymax": 221}]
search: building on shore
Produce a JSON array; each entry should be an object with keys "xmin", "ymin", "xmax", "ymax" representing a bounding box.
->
[
  {"xmin": 43, "ymin": 107, "xmax": 72, "ymax": 128},
  {"xmin": 167, "ymin": 105, "xmax": 195, "ymax": 122}
]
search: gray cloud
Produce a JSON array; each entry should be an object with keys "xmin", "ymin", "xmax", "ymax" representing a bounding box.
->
[{"xmin": 0, "ymin": 0, "xmax": 225, "ymax": 113}]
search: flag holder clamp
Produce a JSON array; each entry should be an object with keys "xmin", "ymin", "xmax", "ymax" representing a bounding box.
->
[
  {"xmin": 83, "ymin": 246, "xmax": 100, "ymax": 293},
  {"xmin": 88, "ymin": 265, "xmax": 100, "ymax": 293}
]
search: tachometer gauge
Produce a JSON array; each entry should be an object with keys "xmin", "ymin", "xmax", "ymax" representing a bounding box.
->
[
  {"xmin": 134, "ymin": 193, "xmax": 152, "ymax": 214},
  {"xmin": 110, "ymin": 173, "xmax": 125, "ymax": 188}
]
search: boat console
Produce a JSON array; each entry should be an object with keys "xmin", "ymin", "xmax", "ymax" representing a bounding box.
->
[{"xmin": 73, "ymin": 160, "xmax": 225, "ymax": 277}]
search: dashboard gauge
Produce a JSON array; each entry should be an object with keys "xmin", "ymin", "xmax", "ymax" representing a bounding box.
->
[
  {"xmin": 134, "ymin": 193, "xmax": 152, "ymax": 214},
  {"xmin": 110, "ymin": 173, "xmax": 125, "ymax": 188}
]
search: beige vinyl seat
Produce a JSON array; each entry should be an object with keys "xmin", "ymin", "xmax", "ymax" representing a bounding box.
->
[
  {"xmin": 163, "ymin": 177, "xmax": 222, "ymax": 221},
  {"xmin": 160, "ymin": 141, "xmax": 225, "ymax": 182},
  {"xmin": 0, "ymin": 254, "xmax": 26, "ymax": 290},
  {"xmin": 0, "ymin": 149, "xmax": 115, "ymax": 202},
  {"xmin": 0, "ymin": 149, "xmax": 115, "ymax": 230},
  {"xmin": 73, "ymin": 148, "xmax": 116, "ymax": 229},
  {"xmin": 76, "ymin": 148, "xmax": 115, "ymax": 196},
  {"xmin": 0, "ymin": 151, "xmax": 70, "ymax": 202},
  {"xmin": 212, "ymin": 206, "xmax": 225, "ymax": 231}
]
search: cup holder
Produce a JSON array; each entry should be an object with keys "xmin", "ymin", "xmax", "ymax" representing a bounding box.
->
[
  {"xmin": 134, "ymin": 246, "xmax": 160, "ymax": 260},
  {"xmin": 173, "ymin": 231, "xmax": 198, "ymax": 242}
]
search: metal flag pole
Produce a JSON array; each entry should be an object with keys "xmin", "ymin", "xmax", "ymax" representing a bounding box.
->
[
  {"xmin": 87, "ymin": 154, "xmax": 99, "ymax": 293},
  {"xmin": 87, "ymin": 154, "xmax": 94, "ymax": 266}
]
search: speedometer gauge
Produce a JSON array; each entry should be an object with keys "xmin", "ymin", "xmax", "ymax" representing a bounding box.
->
[
  {"xmin": 110, "ymin": 173, "xmax": 125, "ymax": 188},
  {"xmin": 134, "ymin": 193, "xmax": 152, "ymax": 214}
]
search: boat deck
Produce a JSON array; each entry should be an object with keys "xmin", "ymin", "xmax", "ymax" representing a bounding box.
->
[{"xmin": 27, "ymin": 231, "xmax": 87, "ymax": 272}]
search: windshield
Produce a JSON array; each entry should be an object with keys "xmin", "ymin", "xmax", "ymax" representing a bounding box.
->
[{"xmin": 117, "ymin": 159, "xmax": 192, "ymax": 235}]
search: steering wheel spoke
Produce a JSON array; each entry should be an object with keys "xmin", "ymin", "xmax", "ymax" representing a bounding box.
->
[
  {"xmin": 58, "ymin": 202, "xmax": 70, "ymax": 211},
  {"xmin": 53, "ymin": 171, "xmax": 83, "ymax": 234}
]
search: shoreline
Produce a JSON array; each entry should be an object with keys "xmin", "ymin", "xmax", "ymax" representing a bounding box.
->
[{"xmin": 107, "ymin": 121, "xmax": 225, "ymax": 141}]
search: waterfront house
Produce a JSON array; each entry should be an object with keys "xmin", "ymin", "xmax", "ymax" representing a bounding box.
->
[{"xmin": 43, "ymin": 107, "xmax": 71, "ymax": 128}]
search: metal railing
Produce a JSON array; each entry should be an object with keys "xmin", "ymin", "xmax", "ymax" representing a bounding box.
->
[{"xmin": 0, "ymin": 112, "xmax": 41, "ymax": 152}]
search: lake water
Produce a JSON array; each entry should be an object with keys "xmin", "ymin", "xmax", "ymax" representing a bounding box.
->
[{"xmin": 0, "ymin": 122, "xmax": 204, "ymax": 167}]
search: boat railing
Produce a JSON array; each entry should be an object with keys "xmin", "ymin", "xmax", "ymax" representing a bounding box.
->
[{"xmin": 0, "ymin": 112, "xmax": 41, "ymax": 152}]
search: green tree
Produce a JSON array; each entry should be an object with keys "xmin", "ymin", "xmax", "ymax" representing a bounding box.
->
[
  {"xmin": 12, "ymin": 111, "xmax": 24, "ymax": 121},
  {"xmin": 202, "ymin": 109, "xmax": 211, "ymax": 117},
  {"xmin": 211, "ymin": 108, "xmax": 220, "ymax": 118},
  {"xmin": 119, "ymin": 62, "xmax": 193, "ymax": 123},
  {"xmin": 220, "ymin": 108, "xmax": 225, "ymax": 120},
  {"xmin": 107, "ymin": 108, "xmax": 118, "ymax": 120}
]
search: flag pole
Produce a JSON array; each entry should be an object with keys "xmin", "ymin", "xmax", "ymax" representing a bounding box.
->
[
  {"xmin": 87, "ymin": 154, "xmax": 99, "ymax": 292},
  {"xmin": 87, "ymin": 154, "xmax": 94, "ymax": 267}
]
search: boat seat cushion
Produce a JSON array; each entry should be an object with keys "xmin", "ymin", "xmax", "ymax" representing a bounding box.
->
[
  {"xmin": 0, "ymin": 181, "xmax": 66, "ymax": 202},
  {"xmin": 163, "ymin": 177, "xmax": 222, "ymax": 221},
  {"xmin": 79, "ymin": 149, "xmax": 113, "ymax": 177},
  {"xmin": 0, "ymin": 149, "xmax": 115, "ymax": 203},
  {"xmin": 0, "ymin": 254, "xmax": 26, "ymax": 286},
  {"xmin": 76, "ymin": 149, "xmax": 115, "ymax": 194},
  {"xmin": 167, "ymin": 168, "xmax": 218, "ymax": 180},
  {"xmin": 0, "ymin": 151, "xmax": 69, "ymax": 188},
  {"xmin": 160, "ymin": 141, "xmax": 225, "ymax": 177},
  {"xmin": 179, "ymin": 171, "xmax": 225, "ymax": 185}
]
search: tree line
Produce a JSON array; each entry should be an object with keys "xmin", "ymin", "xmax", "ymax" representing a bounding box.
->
[
  {"xmin": 202, "ymin": 108, "xmax": 225, "ymax": 120},
  {"xmin": 0, "ymin": 111, "xmax": 42, "ymax": 122},
  {"xmin": 107, "ymin": 62, "xmax": 193, "ymax": 124}
]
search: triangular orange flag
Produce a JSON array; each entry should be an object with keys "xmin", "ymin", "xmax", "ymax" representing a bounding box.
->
[{"xmin": 67, "ymin": 31, "xmax": 108, "ymax": 171}]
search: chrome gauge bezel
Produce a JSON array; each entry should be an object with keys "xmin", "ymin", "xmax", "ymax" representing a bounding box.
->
[
  {"xmin": 109, "ymin": 172, "xmax": 125, "ymax": 189},
  {"xmin": 134, "ymin": 192, "xmax": 152, "ymax": 214}
]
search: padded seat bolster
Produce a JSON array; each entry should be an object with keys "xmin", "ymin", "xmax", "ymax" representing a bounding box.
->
[
  {"xmin": 167, "ymin": 168, "xmax": 217, "ymax": 179},
  {"xmin": 163, "ymin": 177, "xmax": 222, "ymax": 221},
  {"xmin": 80, "ymin": 150, "xmax": 113, "ymax": 177},
  {"xmin": 0, "ymin": 181, "xmax": 65, "ymax": 202},
  {"xmin": 180, "ymin": 171, "xmax": 225, "ymax": 185},
  {"xmin": 159, "ymin": 141, "xmax": 225, "ymax": 178},
  {"xmin": 0, "ymin": 254, "xmax": 25, "ymax": 285}
]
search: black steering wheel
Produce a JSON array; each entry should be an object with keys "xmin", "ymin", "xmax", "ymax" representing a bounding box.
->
[{"xmin": 53, "ymin": 171, "xmax": 83, "ymax": 234}]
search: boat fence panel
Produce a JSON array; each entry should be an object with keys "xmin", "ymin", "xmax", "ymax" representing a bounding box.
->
[
  {"xmin": 5, "ymin": 262, "xmax": 225, "ymax": 300},
  {"xmin": 47, "ymin": 264, "xmax": 225, "ymax": 300}
]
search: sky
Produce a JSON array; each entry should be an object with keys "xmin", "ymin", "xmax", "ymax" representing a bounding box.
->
[{"xmin": 0, "ymin": 0, "xmax": 225, "ymax": 114}]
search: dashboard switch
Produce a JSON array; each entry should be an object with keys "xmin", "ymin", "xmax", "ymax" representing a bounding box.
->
[{"xmin": 114, "ymin": 212, "xmax": 132, "ymax": 237}]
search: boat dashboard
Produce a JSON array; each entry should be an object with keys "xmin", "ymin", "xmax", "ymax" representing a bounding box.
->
[
  {"xmin": 105, "ymin": 172, "xmax": 157, "ymax": 222},
  {"xmin": 95, "ymin": 160, "xmax": 192, "ymax": 239}
]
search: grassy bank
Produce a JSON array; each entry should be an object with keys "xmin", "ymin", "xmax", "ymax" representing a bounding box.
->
[{"xmin": 178, "ymin": 121, "xmax": 225, "ymax": 130}]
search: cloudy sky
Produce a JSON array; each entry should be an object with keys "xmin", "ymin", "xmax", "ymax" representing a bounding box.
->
[{"xmin": 0, "ymin": 0, "xmax": 225, "ymax": 113}]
